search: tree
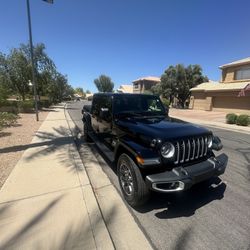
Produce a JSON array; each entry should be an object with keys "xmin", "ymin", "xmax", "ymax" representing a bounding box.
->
[
  {"xmin": 94, "ymin": 75, "xmax": 114, "ymax": 92},
  {"xmin": 47, "ymin": 73, "xmax": 73, "ymax": 102},
  {"xmin": 0, "ymin": 53, "xmax": 11, "ymax": 100},
  {"xmin": 0, "ymin": 43, "xmax": 74, "ymax": 103},
  {"xmin": 160, "ymin": 64, "xmax": 208, "ymax": 107},
  {"xmin": 0, "ymin": 83, "xmax": 9, "ymax": 101},
  {"xmin": 74, "ymin": 87, "xmax": 85, "ymax": 98},
  {"xmin": 86, "ymin": 89, "xmax": 91, "ymax": 94},
  {"xmin": 0, "ymin": 43, "xmax": 56, "ymax": 100},
  {"xmin": 151, "ymin": 83, "xmax": 162, "ymax": 96}
]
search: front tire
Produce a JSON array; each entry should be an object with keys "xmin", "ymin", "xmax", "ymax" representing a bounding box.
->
[{"xmin": 117, "ymin": 153, "xmax": 150, "ymax": 207}]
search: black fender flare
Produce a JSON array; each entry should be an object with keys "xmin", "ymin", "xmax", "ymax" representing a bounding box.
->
[{"xmin": 114, "ymin": 137, "xmax": 159, "ymax": 167}]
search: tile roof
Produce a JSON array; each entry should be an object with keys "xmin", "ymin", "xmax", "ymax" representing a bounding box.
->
[
  {"xmin": 191, "ymin": 81, "xmax": 250, "ymax": 92},
  {"xmin": 219, "ymin": 57, "xmax": 250, "ymax": 69},
  {"xmin": 132, "ymin": 76, "xmax": 161, "ymax": 83}
]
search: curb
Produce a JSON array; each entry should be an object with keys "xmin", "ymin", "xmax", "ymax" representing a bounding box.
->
[
  {"xmin": 64, "ymin": 104, "xmax": 115, "ymax": 250},
  {"xmin": 64, "ymin": 103, "xmax": 153, "ymax": 250}
]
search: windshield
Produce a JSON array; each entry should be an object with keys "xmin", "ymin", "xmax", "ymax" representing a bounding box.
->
[{"xmin": 113, "ymin": 95, "xmax": 166, "ymax": 116}]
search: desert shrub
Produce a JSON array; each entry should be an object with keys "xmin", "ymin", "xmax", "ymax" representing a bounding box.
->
[
  {"xmin": 236, "ymin": 114, "xmax": 250, "ymax": 126},
  {"xmin": 0, "ymin": 100, "xmax": 19, "ymax": 114},
  {"xmin": 226, "ymin": 113, "xmax": 238, "ymax": 124},
  {"xmin": 38, "ymin": 100, "xmax": 53, "ymax": 109},
  {"xmin": 18, "ymin": 100, "xmax": 34, "ymax": 113},
  {"xmin": 0, "ymin": 100, "xmax": 18, "ymax": 108},
  {"xmin": 0, "ymin": 112, "xmax": 18, "ymax": 130}
]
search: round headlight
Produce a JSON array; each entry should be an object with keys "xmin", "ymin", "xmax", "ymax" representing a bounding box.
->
[
  {"xmin": 161, "ymin": 142, "xmax": 175, "ymax": 158},
  {"xmin": 207, "ymin": 136, "xmax": 213, "ymax": 148}
]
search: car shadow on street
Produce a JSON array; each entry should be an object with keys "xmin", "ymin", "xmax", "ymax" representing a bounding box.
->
[{"xmin": 135, "ymin": 177, "xmax": 226, "ymax": 219}]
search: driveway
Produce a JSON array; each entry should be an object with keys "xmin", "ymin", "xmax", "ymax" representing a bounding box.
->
[{"xmin": 169, "ymin": 108, "xmax": 227, "ymax": 123}]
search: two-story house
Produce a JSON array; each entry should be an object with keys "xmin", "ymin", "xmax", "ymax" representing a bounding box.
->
[
  {"xmin": 132, "ymin": 76, "xmax": 160, "ymax": 93},
  {"xmin": 189, "ymin": 57, "xmax": 250, "ymax": 114}
]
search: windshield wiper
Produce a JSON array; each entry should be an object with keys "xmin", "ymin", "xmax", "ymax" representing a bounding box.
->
[
  {"xmin": 137, "ymin": 111, "xmax": 165, "ymax": 117},
  {"xmin": 115, "ymin": 111, "xmax": 166, "ymax": 119},
  {"xmin": 115, "ymin": 111, "xmax": 142, "ymax": 117}
]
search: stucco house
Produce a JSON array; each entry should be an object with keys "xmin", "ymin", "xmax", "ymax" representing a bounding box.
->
[
  {"xmin": 190, "ymin": 58, "xmax": 250, "ymax": 114},
  {"xmin": 117, "ymin": 84, "xmax": 133, "ymax": 93},
  {"xmin": 132, "ymin": 76, "xmax": 160, "ymax": 93}
]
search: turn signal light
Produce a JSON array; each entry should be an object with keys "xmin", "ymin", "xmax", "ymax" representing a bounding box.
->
[{"xmin": 136, "ymin": 155, "xmax": 144, "ymax": 165}]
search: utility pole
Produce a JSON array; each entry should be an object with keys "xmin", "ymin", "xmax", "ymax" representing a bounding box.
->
[{"xmin": 26, "ymin": 0, "xmax": 39, "ymax": 121}]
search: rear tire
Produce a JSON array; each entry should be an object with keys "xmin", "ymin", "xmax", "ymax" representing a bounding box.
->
[
  {"xmin": 83, "ymin": 123, "xmax": 91, "ymax": 142},
  {"xmin": 117, "ymin": 153, "xmax": 150, "ymax": 207}
]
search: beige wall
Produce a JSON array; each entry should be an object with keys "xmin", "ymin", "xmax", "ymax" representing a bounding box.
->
[
  {"xmin": 222, "ymin": 63, "xmax": 250, "ymax": 83},
  {"xmin": 191, "ymin": 90, "xmax": 250, "ymax": 114},
  {"xmin": 222, "ymin": 67, "xmax": 235, "ymax": 82},
  {"xmin": 133, "ymin": 80, "xmax": 159, "ymax": 93},
  {"xmin": 190, "ymin": 92, "xmax": 212, "ymax": 111}
]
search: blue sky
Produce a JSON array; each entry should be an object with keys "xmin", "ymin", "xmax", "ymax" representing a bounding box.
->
[{"xmin": 1, "ymin": 0, "xmax": 250, "ymax": 92}]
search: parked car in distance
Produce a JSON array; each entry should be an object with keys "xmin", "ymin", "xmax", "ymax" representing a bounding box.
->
[{"xmin": 82, "ymin": 93, "xmax": 228, "ymax": 207}]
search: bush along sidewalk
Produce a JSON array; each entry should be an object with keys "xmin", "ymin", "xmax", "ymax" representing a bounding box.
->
[
  {"xmin": 0, "ymin": 99, "xmax": 54, "ymax": 114},
  {"xmin": 236, "ymin": 114, "xmax": 250, "ymax": 126},
  {"xmin": 18, "ymin": 100, "xmax": 34, "ymax": 113},
  {"xmin": 0, "ymin": 112, "xmax": 19, "ymax": 130},
  {"xmin": 0, "ymin": 100, "xmax": 19, "ymax": 114},
  {"xmin": 226, "ymin": 113, "xmax": 249, "ymax": 126},
  {"xmin": 226, "ymin": 113, "xmax": 238, "ymax": 124}
]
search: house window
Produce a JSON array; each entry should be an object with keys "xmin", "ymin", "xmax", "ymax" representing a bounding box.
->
[
  {"xmin": 235, "ymin": 67, "xmax": 250, "ymax": 80},
  {"xmin": 134, "ymin": 83, "xmax": 139, "ymax": 89}
]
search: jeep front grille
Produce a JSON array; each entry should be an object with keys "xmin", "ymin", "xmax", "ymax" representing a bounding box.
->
[{"xmin": 173, "ymin": 136, "xmax": 209, "ymax": 165}]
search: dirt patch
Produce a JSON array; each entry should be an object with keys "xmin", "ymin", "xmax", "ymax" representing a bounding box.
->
[{"xmin": 0, "ymin": 111, "xmax": 49, "ymax": 189}]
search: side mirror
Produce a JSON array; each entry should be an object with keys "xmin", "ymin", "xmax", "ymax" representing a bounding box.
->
[{"xmin": 212, "ymin": 136, "xmax": 223, "ymax": 151}]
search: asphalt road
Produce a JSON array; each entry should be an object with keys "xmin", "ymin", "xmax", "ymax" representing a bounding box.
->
[{"xmin": 67, "ymin": 100, "xmax": 250, "ymax": 250}]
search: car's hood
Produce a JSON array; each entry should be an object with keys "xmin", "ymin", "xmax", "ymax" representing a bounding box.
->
[{"xmin": 116, "ymin": 116, "xmax": 211, "ymax": 141}]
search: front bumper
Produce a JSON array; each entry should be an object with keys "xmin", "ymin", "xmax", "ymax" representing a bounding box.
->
[{"xmin": 145, "ymin": 153, "xmax": 228, "ymax": 193}]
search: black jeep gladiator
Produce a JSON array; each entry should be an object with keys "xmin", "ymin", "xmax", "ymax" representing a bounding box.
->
[{"xmin": 82, "ymin": 93, "xmax": 228, "ymax": 207}]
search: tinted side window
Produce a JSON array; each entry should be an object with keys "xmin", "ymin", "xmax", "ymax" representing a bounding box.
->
[
  {"xmin": 100, "ymin": 96, "xmax": 112, "ymax": 122},
  {"xmin": 92, "ymin": 95, "xmax": 112, "ymax": 119},
  {"xmin": 92, "ymin": 96, "xmax": 100, "ymax": 116}
]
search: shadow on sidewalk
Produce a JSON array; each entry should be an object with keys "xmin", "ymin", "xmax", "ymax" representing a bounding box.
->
[
  {"xmin": 0, "ymin": 126, "xmax": 70, "ymax": 155},
  {"xmin": 0, "ymin": 126, "xmax": 82, "ymax": 173},
  {"xmin": 0, "ymin": 194, "xmax": 116, "ymax": 250},
  {"xmin": 0, "ymin": 132, "xmax": 12, "ymax": 138},
  {"xmin": 0, "ymin": 195, "xmax": 63, "ymax": 249}
]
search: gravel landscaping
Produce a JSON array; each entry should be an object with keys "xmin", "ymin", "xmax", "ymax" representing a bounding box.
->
[{"xmin": 0, "ymin": 111, "xmax": 49, "ymax": 189}]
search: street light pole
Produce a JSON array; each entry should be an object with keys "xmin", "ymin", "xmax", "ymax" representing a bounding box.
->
[{"xmin": 26, "ymin": 0, "xmax": 39, "ymax": 121}]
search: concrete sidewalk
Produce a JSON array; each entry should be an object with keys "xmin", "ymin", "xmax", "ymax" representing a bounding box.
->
[
  {"xmin": 169, "ymin": 109, "xmax": 250, "ymax": 134},
  {"xmin": 0, "ymin": 104, "xmax": 113, "ymax": 249}
]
